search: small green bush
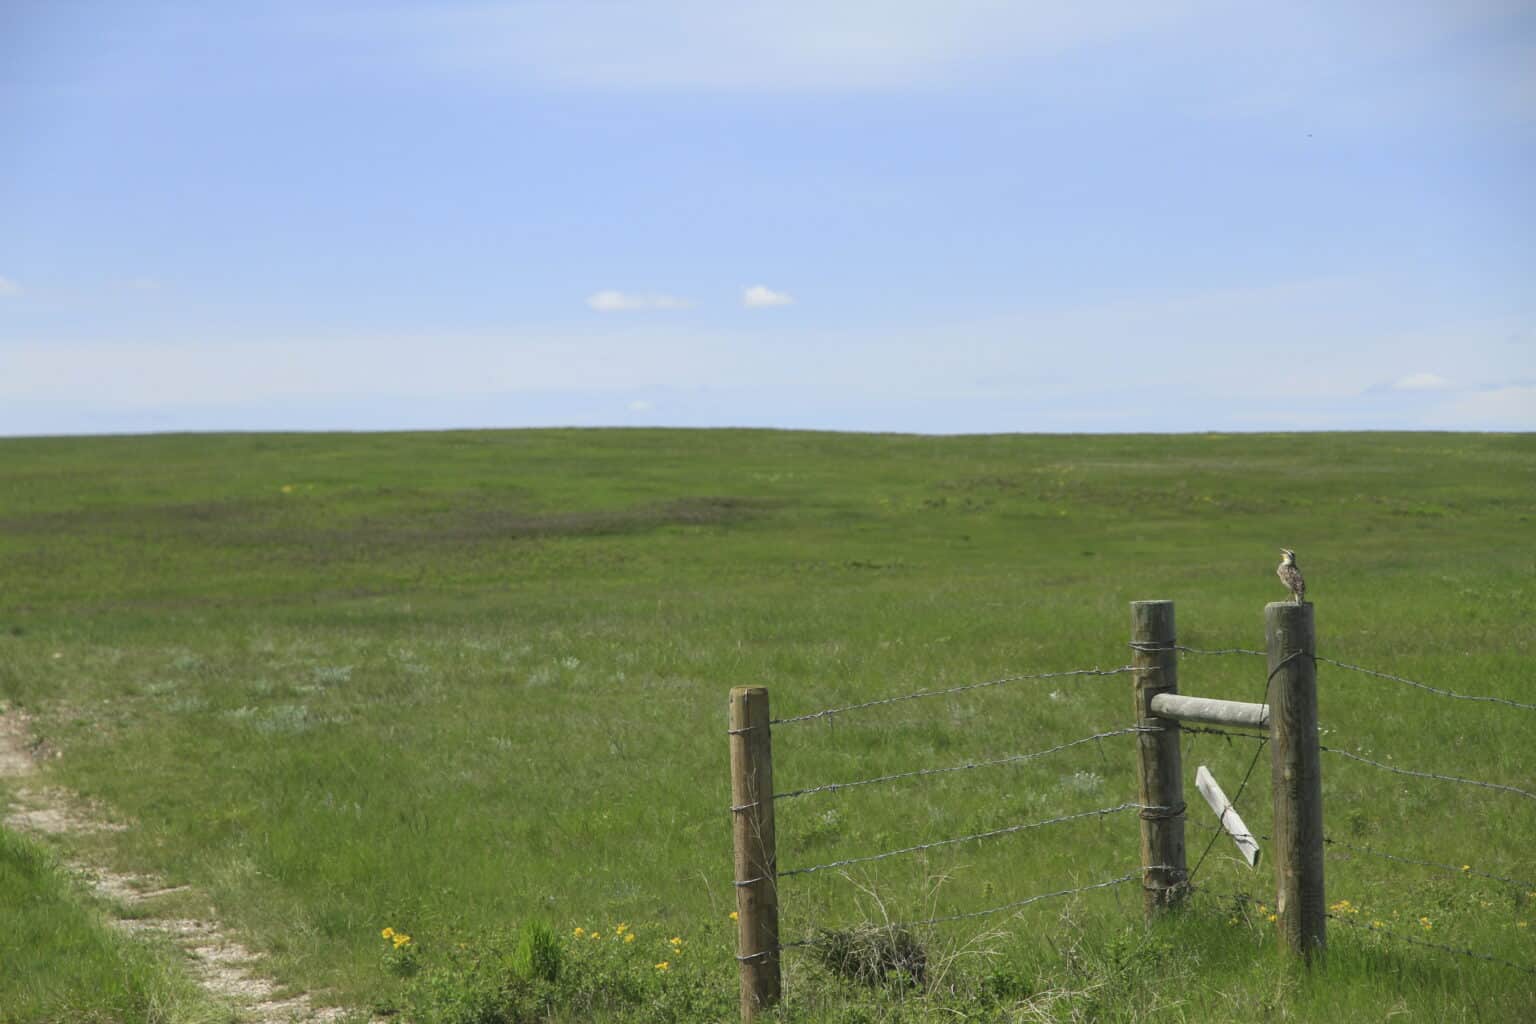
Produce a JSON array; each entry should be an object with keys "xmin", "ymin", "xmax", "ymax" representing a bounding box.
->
[
  {"xmin": 511, "ymin": 920, "xmax": 562, "ymax": 984},
  {"xmin": 401, "ymin": 920, "xmax": 731, "ymax": 1024}
]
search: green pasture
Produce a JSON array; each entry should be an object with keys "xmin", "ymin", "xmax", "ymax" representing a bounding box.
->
[{"xmin": 0, "ymin": 429, "xmax": 1532, "ymax": 1022}]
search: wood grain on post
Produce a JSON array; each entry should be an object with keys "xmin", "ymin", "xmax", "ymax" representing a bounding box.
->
[
  {"xmin": 729, "ymin": 686, "xmax": 781, "ymax": 1020},
  {"xmin": 1266, "ymin": 601, "xmax": 1325, "ymax": 963},
  {"xmin": 1130, "ymin": 600, "xmax": 1188, "ymax": 915}
]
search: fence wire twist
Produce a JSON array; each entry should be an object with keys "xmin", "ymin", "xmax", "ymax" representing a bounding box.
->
[
  {"xmin": 1179, "ymin": 723, "xmax": 1266, "ymax": 742},
  {"xmin": 775, "ymin": 727, "xmax": 1146, "ymax": 802},
  {"xmin": 1320, "ymin": 746, "xmax": 1536, "ymax": 803},
  {"xmin": 778, "ymin": 803, "xmax": 1158, "ymax": 879},
  {"xmin": 770, "ymin": 666, "xmax": 1137, "ymax": 726}
]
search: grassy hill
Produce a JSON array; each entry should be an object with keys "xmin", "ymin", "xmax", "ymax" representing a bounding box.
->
[{"xmin": 1, "ymin": 429, "xmax": 1533, "ymax": 1021}]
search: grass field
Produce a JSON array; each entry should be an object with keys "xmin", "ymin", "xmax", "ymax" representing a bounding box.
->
[{"xmin": 1, "ymin": 429, "xmax": 1533, "ymax": 1022}]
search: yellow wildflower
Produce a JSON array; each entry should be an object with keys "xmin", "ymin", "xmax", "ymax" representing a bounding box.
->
[
  {"xmin": 729, "ymin": 911, "xmax": 739, "ymax": 922},
  {"xmin": 615, "ymin": 922, "xmax": 629, "ymax": 936},
  {"xmin": 1267, "ymin": 913, "xmax": 1277, "ymax": 923},
  {"xmin": 1519, "ymin": 921, "xmax": 1529, "ymax": 929},
  {"xmin": 1371, "ymin": 920, "xmax": 1384, "ymax": 929},
  {"xmin": 624, "ymin": 933, "xmax": 636, "ymax": 944},
  {"xmin": 1419, "ymin": 917, "xmax": 1432, "ymax": 930},
  {"xmin": 1462, "ymin": 865, "xmax": 1471, "ymax": 872},
  {"xmin": 394, "ymin": 933, "xmax": 412, "ymax": 948},
  {"xmin": 655, "ymin": 961, "xmax": 670, "ymax": 972},
  {"xmin": 573, "ymin": 927, "xmax": 585, "ymax": 938},
  {"xmin": 589, "ymin": 931, "xmax": 601, "ymax": 940},
  {"xmin": 281, "ymin": 484, "xmax": 295, "ymax": 494},
  {"xmin": 382, "ymin": 927, "xmax": 395, "ymax": 939}
]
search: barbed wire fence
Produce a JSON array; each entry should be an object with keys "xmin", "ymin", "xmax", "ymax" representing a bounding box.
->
[
  {"xmin": 1168, "ymin": 636, "xmax": 1534, "ymax": 985},
  {"xmin": 725, "ymin": 600, "xmax": 1534, "ymax": 1021}
]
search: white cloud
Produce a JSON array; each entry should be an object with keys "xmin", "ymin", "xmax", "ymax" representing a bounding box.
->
[
  {"xmin": 585, "ymin": 290, "xmax": 692, "ymax": 312},
  {"xmin": 1427, "ymin": 386, "xmax": 1536, "ymax": 429},
  {"xmin": 627, "ymin": 399, "xmax": 654, "ymax": 412},
  {"xmin": 348, "ymin": 2, "xmax": 1196, "ymax": 93},
  {"xmin": 743, "ymin": 285, "xmax": 794, "ymax": 309},
  {"xmin": 1393, "ymin": 372, "xmax": 1453, "ymax": 391},
  {"xmin": 0, "ymin": 276, "xmax": 21, "ymax": 297}
]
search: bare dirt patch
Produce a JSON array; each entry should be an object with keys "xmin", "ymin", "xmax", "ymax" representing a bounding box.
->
[{"xmin": 0, "ymin": 702, "xmax": 360, "ymax": 1024}]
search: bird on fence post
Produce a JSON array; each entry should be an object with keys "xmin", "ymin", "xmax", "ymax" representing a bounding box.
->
[{"xmin": 1277, "ymin": 548, "xmax": 1306, "ymax": 604}]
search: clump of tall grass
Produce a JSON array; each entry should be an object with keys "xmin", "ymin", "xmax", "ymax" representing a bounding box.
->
[{"xmin": 814, "ymin": 924, "xmax": 928, "ymax": 989}]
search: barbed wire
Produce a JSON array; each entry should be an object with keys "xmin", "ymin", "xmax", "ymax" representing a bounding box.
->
[
  {"xmin": 778, "ymin": 803, "xmax": 1155, "ymax": 879},
  {"xmin": 1195, "ymin": 889, "xmax": 1536, "ymax": 976},
  {"xmin": 1319, "ymin": 747, "xmax": 1536, "ymax": 803},
  {"xmin": 1129, "ymin": 642, "xmax": 1265, "ymax": 657},
  {"xmin": 1313, "ymin": 655, "xmax": 1536, "ymax": 711},
  {"xmin": 1188, "ymin": 824, "xmax": 1535, "ymax": 891},
  {"xmin": 1129, "ymin": 641, "xmax": 1531, "ymax": 713},
  {"xmin": 775, "ymin": 727, "xmax": 1146, "ymax": 802},
  {"xmin": 770, "ymin": 666, "xmax": 1137, "ymax": 726},
  {"xmin": 892, "ymin": 871, "xmax": 1142, "ymax": 927},
  {"xmin": 1325, "ymin": 911, "xmax": 1536, "ymax": 976},
  {"xmin": 1177, "ymin": 723, "xmax": 1266, "ymax": 742},
  {"xmin": 1321, "ymin": 837, "xmax": 1535, "ymax": 891}
]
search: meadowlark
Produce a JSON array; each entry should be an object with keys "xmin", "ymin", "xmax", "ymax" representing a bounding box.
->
[{"xmin": 1277, "ymin": 548, "xmax": 1306, "ymax": 604}]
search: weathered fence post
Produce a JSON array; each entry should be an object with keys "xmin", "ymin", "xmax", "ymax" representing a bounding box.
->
[
  {"xmin": 1131, "ymin": 600, "xmax": 1188, "ymax": 915},
  {"xmin": 1266, "ymin": 601, "xmax": 1325, "ymax": 962},
  {"xmin": 729, "ymin": 686, "xmax": 781, "ymax": 1020}
]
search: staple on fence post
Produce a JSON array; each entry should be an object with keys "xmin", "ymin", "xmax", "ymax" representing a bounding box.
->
[
  {"xmin": 729, "ymin": 686, "xmax": 781, "ymax": 1021},
  {"xmin": 1131, "ymin": 600, "xmax": 1188, "ymax": 916},
  {"xmin": 1266, "ymin": 601, "xmax": 1325, "ymax": 963}
]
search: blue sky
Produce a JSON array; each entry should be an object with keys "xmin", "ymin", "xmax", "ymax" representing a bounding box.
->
[{"xmin": 2, "ymin": 1, "xmax": 1532, "ymax": 435}]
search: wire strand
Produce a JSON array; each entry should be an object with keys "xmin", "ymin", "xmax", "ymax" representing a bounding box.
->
[
  {"xmin": 1179, "ymin": 724, "xmax": 1267, "ymax": 742},
  {"xmin": 1319, "ymin": 747, "xmax": 1536, "ymax": 803},
  {"xmin": 1314, "ymin": 655, "xmax": 1536, "ymax": 711},
  {"xmin": 1129, "ymin": 643, "xmax": 1265, "ymax": 657},
  {"xmin": 774, "ymin": 727, "xmax": 1145, "ymax": 801},
  {"xmin": 778, "ymin": 804, "xmax": 1154, "ymax": 879},
  {"xmin": 770, "ymin": 666, "xmax": 1137, "ymax": 726},
  {"xmin": 1322, "ymin": 836, "xmax": 1535, "ymax": 891},
  {"xmin": 1326, "ymin": 912, "xmax": 1536, "ymax": 976},
  {"xmin": 892, "ymin": 872, "xmax": 1140, "ymax": 928}
]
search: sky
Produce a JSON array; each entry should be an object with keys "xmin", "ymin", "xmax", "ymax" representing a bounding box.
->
[{"xmin": 1, "ymin": 0, "xmax": 1533, "ymax": 436}]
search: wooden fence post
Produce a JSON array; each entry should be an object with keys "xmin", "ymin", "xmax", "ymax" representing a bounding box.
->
[
  {"xmin": 1131, "ymin": 600, "xmax": 1188, "ymax": 915},
  {"xmin": 729, "ymin": 686, "xmax": 781, "ymax": 1020},
  {"xmin": 1266, "ymin": 601, "xmax": 1325, "ymax": 962}
]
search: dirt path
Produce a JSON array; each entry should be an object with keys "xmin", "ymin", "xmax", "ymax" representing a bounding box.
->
[{"xmin": 0, "ymin": 702, "xmax": 358, "ymax": 1024}]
